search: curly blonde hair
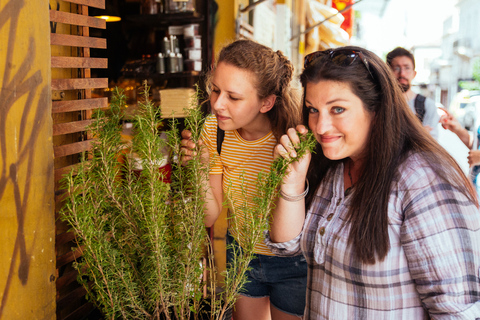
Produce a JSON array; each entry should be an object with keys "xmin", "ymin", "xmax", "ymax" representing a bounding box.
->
[{"xmin": 205, "ymin": 39, "xmax": 301, "ymax": 140}]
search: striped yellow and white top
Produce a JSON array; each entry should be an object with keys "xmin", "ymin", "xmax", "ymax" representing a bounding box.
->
[{"xmin": 201, "ymin": 115, "xmax": 276, "ymax": 255}]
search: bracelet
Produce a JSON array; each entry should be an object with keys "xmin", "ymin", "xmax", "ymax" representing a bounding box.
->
[{"xmin": 279, "ymin": 179, "xmax": 309, "ymax": 202}]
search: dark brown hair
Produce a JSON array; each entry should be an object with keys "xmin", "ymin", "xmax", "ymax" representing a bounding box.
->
[
  {"xmin": 386, "ymin": 47, "xmax": 416, "ymax": 69},
  {"xmin": 205, "ymin": 39, "xmax": 301, "ymax": 140},
  {"xmin": 301, "ymin": 46, "xmax": 478, "ymax": 264}
]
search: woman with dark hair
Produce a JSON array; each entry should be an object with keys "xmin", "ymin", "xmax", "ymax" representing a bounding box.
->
[{"xmin": 266, "ymin": 46, "xmax": 480, "ymax": 318}]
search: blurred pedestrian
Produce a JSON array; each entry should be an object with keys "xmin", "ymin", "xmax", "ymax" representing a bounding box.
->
[
  {"xmin": 386, "ymin": 47, "xmax": 440, "ymax": 140},
  {"xmin": 266, "ymin": 46, "xmax": 480, "ymax": 318}
]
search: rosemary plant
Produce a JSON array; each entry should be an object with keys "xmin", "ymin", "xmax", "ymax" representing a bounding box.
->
[
  {"xmin": 61, "ymin": 88, "xmax": 149, "ymax": 319},
  {"xmin": 60, "ymin": 82, "xmax": 316, "ymax": 320},
  {"xmin": 216, "ymin": 130, "xmax": 317, "ymax": 319}
]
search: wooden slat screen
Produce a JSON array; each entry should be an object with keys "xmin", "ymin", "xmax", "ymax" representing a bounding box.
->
[
  {"xmin": 55, "ymin": 269, "xmax": 79, "ymax": 292},
  {"xmin": 52, "ymin": 78, "xmax": 108, "ymax": 90},
  {"xmin": 50, "ymin": 10, "xmax": 106, "ymax": 29},
  {"xmin": 54, "ymin": 162, "xmax": 87, "ymax": 184},
  {"xmin": 61, "ymin": 0, "xmax": 105, "ymax": 9},
  {"xmin": 51, "ymin": 56, "xmax": 108, "ymax": 69},
  {"xmin": 53, "ymin": 120, "xmax": 95, "ymax": 136},
  {"xmin": 54, "ymin": 140, "xmax": 93, "ymax": 158},
  {"xmin": 50, "ymin": 33, "xmax": 107, "ymax": 49},
  {"xmin": 56, "ymin": 246, "xmax": 85, "ymax": 270},
  {"xmin": 51, "ymin": 1, "xmax": 107, "ymax": 319},
  {"xmin": 52, "ymin": 97, "xmax": 108, "ymax": 113}
]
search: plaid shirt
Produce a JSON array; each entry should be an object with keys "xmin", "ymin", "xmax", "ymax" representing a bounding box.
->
[{"xmin": 266, "ymin": 153, "xmax": 480, "ymax": 319}]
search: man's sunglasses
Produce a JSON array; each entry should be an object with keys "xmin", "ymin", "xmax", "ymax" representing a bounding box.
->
[{"xmin": 304, "ymin": 49, "xmax": 374, "ymax": 79}]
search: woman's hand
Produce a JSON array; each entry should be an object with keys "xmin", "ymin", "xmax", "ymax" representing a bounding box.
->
[
  {"xmin": 269, "ymin": 125, "xmax": 312, "ymax": 243},
  {"xmin": 274, "ymin": 125, "xmax": 312, "ymax": 194},
  {"xmin": 467, "ymin": 149, "xmax": 480, "ymax": 167},
  {"xmin": 180, "ymin": 130, "xmax": 209, "ymax": 166},
  {"xmin": 439, "ymin": 108, "xmax": 472, "ymax": 148},
  {"xmin": 440, "ymin": 109, "xmax": 463, "ymax": 133}
]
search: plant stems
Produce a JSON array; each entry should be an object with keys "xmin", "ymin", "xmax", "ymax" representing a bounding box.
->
[{"xmin": 60, "ymin": 82, "xmax": 316, "ymax": 320}]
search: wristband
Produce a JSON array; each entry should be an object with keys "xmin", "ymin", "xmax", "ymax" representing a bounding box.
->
[{"xmin": 279, "ymin": 179, "xmax": 309, "ymax": 202}]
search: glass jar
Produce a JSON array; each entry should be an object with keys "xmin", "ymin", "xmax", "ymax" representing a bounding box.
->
[
  {"xmin": 155, "ymin": 0, "xmax": 164, "ymax": 13},
  {"xmin": 141, "ymin": 0, "xmax": 158, "ymax": 14},
  {"xmin": 164, "ymin": 0, "xmax": 195, "ymax": 13}
]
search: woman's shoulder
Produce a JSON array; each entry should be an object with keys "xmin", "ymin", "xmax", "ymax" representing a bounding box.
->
[
  {"xmin": 395, "ymin": 152, "xmax": 442, "ymax": 189},
  {"xmin": 202, "ymin": 115, "xmax": 219, "ymax": 136},
  {"xmin": 201, "ymin": 115, "xmax": 218, "ymax": 149},
  {"xmin": 398, "ymin": 152, "xmax": 430, "ymax": 170},
  {"xmin": 394, "ymin": 152, "xmax": 471, "ymax": 202}
]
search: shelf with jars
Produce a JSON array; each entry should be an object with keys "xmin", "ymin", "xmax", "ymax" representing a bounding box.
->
[
  {"xmin": 140, "ymin": 0, "xmax": 197, "ymax": 15},
  {"xmin": 120, "ymin": 0, "xmax": 210, "ymax": 87},
  {"xmin": 90, "ymin": 0, "xmax": 211, "ymax": 122}
]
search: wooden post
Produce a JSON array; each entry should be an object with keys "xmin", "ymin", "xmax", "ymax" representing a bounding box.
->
[{"xmin": 0, "ymin": 0, "xmax": 56, "ymax": 319}]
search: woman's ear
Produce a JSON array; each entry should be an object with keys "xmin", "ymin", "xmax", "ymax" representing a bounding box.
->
[{"xmin": 260, "ymin": 94, "xmax": 276, "ymax": 113}]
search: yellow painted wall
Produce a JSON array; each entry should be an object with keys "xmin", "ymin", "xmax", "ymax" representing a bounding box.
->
[
  {"xmin": 0, "ymin": 0, "xmax": 56, "ymax": 319},
  {"xmin": 213, "ymin": 0, "xmax": 250, "ymax": 56},
  {"xmin": 213, "ymin": 0, "xmax": 235, "ymax": 56}
]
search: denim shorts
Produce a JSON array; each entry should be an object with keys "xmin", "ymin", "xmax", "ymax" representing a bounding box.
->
[{"xmin": 226, "ymin": 232, "xmax": 307, "ymax": 316}]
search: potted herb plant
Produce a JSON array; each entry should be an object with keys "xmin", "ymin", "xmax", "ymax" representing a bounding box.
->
[{"xmin": 60, "ymin": 83, "xmax": 315, "ymax": 320}]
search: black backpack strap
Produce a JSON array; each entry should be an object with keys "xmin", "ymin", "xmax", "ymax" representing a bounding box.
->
[
  {"xmin": 414, "ymin": 94, "xmax": 426, "ymax": 123},
  {"xmin": 216, "ymin": 125, "xmax": 225, "ymax": 155}
]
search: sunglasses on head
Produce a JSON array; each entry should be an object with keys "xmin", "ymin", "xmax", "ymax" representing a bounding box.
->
[{"xmin": 304, "ymin": 48, "xmax": 374, "ymax": 79}]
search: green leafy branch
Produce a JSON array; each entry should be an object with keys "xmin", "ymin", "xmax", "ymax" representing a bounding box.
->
[
  {"xmin": 59, "ymin": 80, "xmax": 316, "ymax": 320},
  {"xmin": 219, "ymin": 130, "xmax": 316, "ymax": 318}
]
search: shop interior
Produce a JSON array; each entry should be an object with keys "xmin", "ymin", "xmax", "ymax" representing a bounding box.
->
[{"xmin": 88, "ymin": 0, "xmax": 215, "ymax": 119}]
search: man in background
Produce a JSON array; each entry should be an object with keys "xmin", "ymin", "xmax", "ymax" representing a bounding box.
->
[{"xmin": 387, "ymin": 47, "xmax": 440, "ymax": 140}]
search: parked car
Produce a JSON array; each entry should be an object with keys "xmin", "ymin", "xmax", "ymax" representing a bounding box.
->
[{"xmin": 449, "ymin": 90, "xmax": 480, "ymax": 131}]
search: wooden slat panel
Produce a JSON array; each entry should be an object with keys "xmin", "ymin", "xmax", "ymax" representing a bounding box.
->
[
  {"xmin": 56, "ymin": 246, "xmax": 84, "ymax": 269},
  {"xmin": 53, "ymin": 120, "xmax": 95, "ymax": 136},
  {"xmin": 54, "ymin": 140, "xmax": 92, "ymax": 158},
  {"xmin": 56, "ymin": 269, "xmax": 79, "ymax": 292},
  {"xmin": 62, "ymin": 302, "xmax": 99, "ymax": 320},
  {"xmin": 50, "ymin": 33, "xmax": 107, "ymax": 49},
  {"xmin": 52, "ymin": 56, "xmax": 108, "ymax": 69},
  {"xmin": 55, "ymin": 190, "xmax": 68, "ymax": 205},
  {"xmin": 60, "ymin": 0, "xmax": 105, "ymax": 9},
  {"xmin": 80, "ymin": 5, "xmax": 94, "ymax": 127},
  {"xmin": 50, "ymin": 10, "xmax": 106, "ymax": 29},
  {"xmin": 54, "ymin": 162, "xmax": 90, "ymax": 183},
  {"xmin": 56, "ymin": 286, "xmax": 87, "ymax": 310},
  {"xmin": 53, "ymin": 2, "xmax": 105, "ymax": 320},
  {"xmin": 52, "ymin": 98, "xmax": 108, "ymax": 113},
  {"xmin": 56, "ymin": 231, "xmax": 77, "ymax": 248},
  {"xmin": 51, "ymin": 78, "xmax": 108, "ymax": 90}
]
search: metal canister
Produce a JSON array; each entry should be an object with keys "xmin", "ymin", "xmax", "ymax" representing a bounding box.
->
[
  {"xmin": 170, "ymin": 35, "xmax": 179, "ymax": 55},
  {"xmin": 168, "ymin": 51, "xmax": 178, "ymax": 73},
  {"xmin": 162, "ymin": 36, "xmax": 171, "ymax": 55},
  {"xmin": 176, "ymin": 52, "xmax": 184, "ymax": 72},
  {"xmin": 157, "ymin": 52, "xmax": 165, "ymax": 74}
]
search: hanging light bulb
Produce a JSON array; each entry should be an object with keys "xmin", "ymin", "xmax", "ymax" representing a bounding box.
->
[
  {"xmin": 91, "ymin": 0, "xmax": 121, "ymax": 22},
  {"xmin": 95, "ymin": 15, "xmax": 121, "ymax": 22}
]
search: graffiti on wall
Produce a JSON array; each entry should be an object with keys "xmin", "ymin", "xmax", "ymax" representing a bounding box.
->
[{"xmin": 0, "ymin": 0, "xmax": 53, "ymax": 317}]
